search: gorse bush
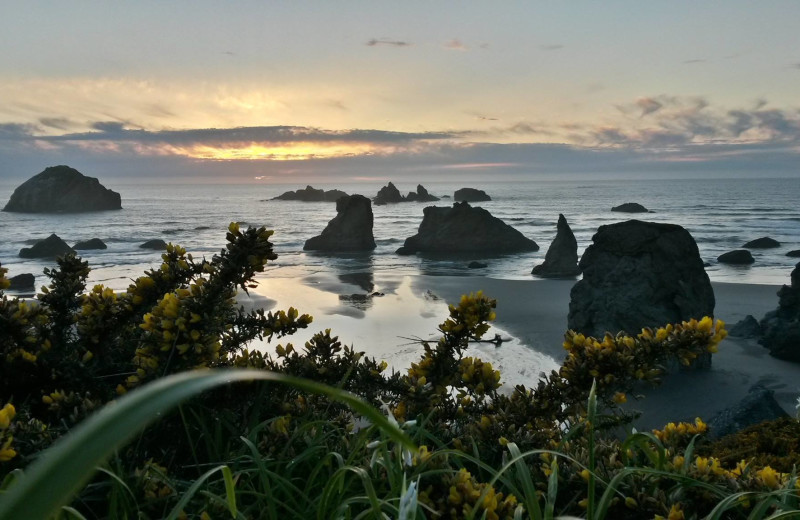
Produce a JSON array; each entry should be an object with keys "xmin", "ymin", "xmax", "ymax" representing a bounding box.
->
[{"xmin": 0, "ymin": 224, "xmax": 798, "ymax": 519}]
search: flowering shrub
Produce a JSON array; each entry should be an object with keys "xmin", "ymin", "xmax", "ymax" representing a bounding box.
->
[{"xmin": 1, "ymin": 225, "xmax": 797, "ymax": 519}]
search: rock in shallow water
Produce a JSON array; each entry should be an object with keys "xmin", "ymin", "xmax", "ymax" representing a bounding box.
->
[
  {"xmin": 272, "ymin": 185, "xmax": 348, "ymax": 202},
  {"xmin": 531, "ymin": 214, "xmax": 580, "ymax": 278},
  {"xmin": 718, "ymin": 250, "xmax": 755, "ymax": 264},
  {"xmin": 304, "ymin": 194, "xmax": 376, "ymax": 251},
  {"xmin": 743, "ymin": 236, "xmax": 780, "ymax": 248},
  {"xmin": 8, "ymin": 273, "xmax": 35, "ymax": 290},
  {"xmin": 74, "ymin": 238, "xmax": 107, "ymax": 250},
  {"xmin": 19, "ymin": 234, "xmax": 75, "ymax": 259},
  {"xmin": 3, "ymin": 165, "xmax": 121, "ymax": 213},
  {"xmin": 397, "ymin": 202, "xmax": 538, "ymax": 255},
  {"xmin": 139, "ymin": 239, "xmax": 168, "ymax": 250},
  {"xmin": 568, "ymin": 220, "xmax": 715, "ymax": 340},
  {"xmin": 611, "ymin": 202, "xmax": 649, "ymax": 213}
]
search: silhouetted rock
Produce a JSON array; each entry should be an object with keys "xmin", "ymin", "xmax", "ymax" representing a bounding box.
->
[
  {"xmin": 718, "ymin": 250, "xmax": 754, "ymax": 265},
  {"xmin": 611, "ymin": 202, "xmax": 649, "ymax": 213},
  {"xmin": 532, "ymin": 214, "xmax": 580, "ymax": 278},
  {"xmin": 468, "ymin": 261, "xmax": 488, "ymax": 269},
  {"xmin": 729, "ymin": 315, "xmax": 762, "ymax": 338},
  {"xmin": 708, "ymin": 385, "xmax": 789, "ymax": 440},
  {"xmin": 8, "ymin": 273, "xmax": 35, "ymax": 290},
  {"xmin": 743, "ymin": 237, "xmax": 780, "ymax": 248},
  {"xmin": 454, "ymin": 188, "xmax": 491, "ymax": 202},
  {"xmin": 405, "ymin": 184, "xmax": 439, "ymax": 203},
  {"xmin": 3, "ymin": 165, "xmax": 121, "ymax": 213},
  {"xmin": 787, "ymin": 250, "xmax": 800, "ymax": 258},
  {"xmin": 272, "ymin": 185, "xmax": 348, "ymax": 202},
  {"xmin": 304, "ymin": 195, "xmax": 376, "ymax": 251},
  {"xmin": 397, "ymin": 202, "xmax": 538, "ymax": 255},
  {"xmin": 73, "ymin": 238, "xmax": 107, "ymax": 250},
  {"xmin": 568, "ymin": 220, "xmax": 715, "ymax": 341},
  {"xmin": 374, "ymin": 182, "xmax": 404, "ymax": 205},
  {"xmin": 19, "ymin": 234, "xmax": 75, "ymax": 259},
  {"xmin": 139, "ymin": 239, "xmax": 168, "ymax": 250},
  {"xmin": 759, "ymin": 262, "xmax": 800, "ymax": 362}
]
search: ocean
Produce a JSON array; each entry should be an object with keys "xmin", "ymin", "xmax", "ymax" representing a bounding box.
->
[{"xmin": 1, "ymin": 176, "xmax": 798, "ymax": 293}]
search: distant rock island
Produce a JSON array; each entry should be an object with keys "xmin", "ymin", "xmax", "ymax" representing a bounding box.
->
[
  {"xmin": 3, "ymin": 165, "xmax": 121, "ymax": 213},
  {"xmin": 272, "ymin": 185, "xmax": 348, "ymax": 202},
  {"xmin": 454, "ymin": 188, "xmax": 491, "ymax": 202},
  {"xmin": 374, "ymin": 183, "xmax": 438, "ymax": 205},
  {"xmin": 742, "ymin": 237, "xmax": 780, "ymax": 249},
  {"xmin": 396, "ymin": 201, "xmax": 538, "ymax": 255},
  {"xmin": 611, "ymin": 202, "xmax": 650, "ymax": 213},
  {"xmin": 304, "ymin": 195, "xmax": 376, "ymax": 251}
]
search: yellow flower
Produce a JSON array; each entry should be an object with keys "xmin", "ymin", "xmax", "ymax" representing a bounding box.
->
[
  {"xmin": 667, "ymin": 503, "xmax": 685, "ymax": 520},
  {"xmin": 0, "ymin": 404, "xmax": 16, "ymax": 429},
  {"xmin": 613, "ymin": 392, "xmax": 627, "ymax": 404},
  {"xmin": 757, "ymin": 466, "xmax": 782, "ymax": 489}
]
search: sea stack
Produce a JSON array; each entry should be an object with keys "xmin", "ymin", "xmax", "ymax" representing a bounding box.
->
[
  {"xmin": 531, "ymin": 214, "xmax": 580, "ymax": 277},
  {"xmin": 3, "ymin": 165, "xmax": 122, "ymax": 213},
  {"xmin": 19, "ymin": 234, "xmax": 75, "ymax": 259},
  {"xmin": 304, "ymin": 194, "xmax": 376, "ymax": 251},
  {"xmin": 759, "ymin": 262, "xmax": 800, "ymax": 362},
  {"xmin": 454, "ymin": 188, "xmax": 491, "ymax": 202},
  {"xmin": 396, "ymin": 202, "xmax": 538, "ymax": 255},
  {"xmin": 568, "ymin": 220, "xmax": 714, "ymax": 339}
]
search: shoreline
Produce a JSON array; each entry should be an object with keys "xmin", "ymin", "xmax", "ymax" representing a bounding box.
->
[{"xmin": 250, "ymin": 273, "xmax": 800, "ymax": 431}]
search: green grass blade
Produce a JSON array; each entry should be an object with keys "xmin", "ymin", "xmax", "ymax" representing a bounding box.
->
[
  {"xmin": 165, "ymin": 464, "xmax": 229, "ymax": 520},
  {"xmin": 507, "ymin": 442, "xmax": 543, "ymax": 520},
  {"xmin": 222, "ymin": 465, "xmax": 237, "ymax": 518},
  {"xmin": 0, "ymin": 369, "xmax": 414, "ymax": 520}
]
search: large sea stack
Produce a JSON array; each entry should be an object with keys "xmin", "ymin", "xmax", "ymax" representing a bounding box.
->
[
  {"xmin": 568, "ymin": 220, "xmax": 715, "ymax": 339},
  {"xmin": 405, "ymin": 184, "xmax": 439, "ymax": 203},
  {"xmin": 304, "ymin": 195, "xmax": 376, "ymax": 251},
  {"xmin": 3, "ymin": 165, "xmax": 121, "ymax": 213},
  {"xmin": 531, "ymin": 214, "xmax": 580, "ymax": 277},
  {"xmin": 454, "ymin": 188, "xmax": 491, "ymax": 202},
  {"xmin": 373, "ymin": 182, "xmax": 404, "ymax": 205},
  {"xmin": 396, "ymin": 202, "xmax": 538, "ymax": 255},
  {"xmin": 759, "ymin": 262, "xmax": 800, "ymax": 362}
]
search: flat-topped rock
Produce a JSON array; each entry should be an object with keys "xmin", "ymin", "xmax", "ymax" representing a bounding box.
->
[
  {"xmin": 19, "ymin": 234, "xmax": 75, "ymax": 259},
  {"xmin": 74, "ymin": 238, "xmax": 107, "ymax": 250},
  {"xmin": 532, "ymin": 214, "xmax": 580, "ymax": 278},
  {"xmin": 611, "ymin": 202, "xmax": 649, "ymax": 213},
  {"xmin": 718, "ymin": 250, "xmax": 754, "ymax": 265},
  {"xmin": 139, "ymin": 239, "xmax": 168, "ymax": 250},
  {"xmin": 272, "ymin": 185, "xmax": 348, "ymax": 202},
  {"xmin": 787, "ymin": 250, "xmax": 800, "ymax": 258},
  {"xmin": 304, "ymin": 195, "xmax": 376, "ymax": 251},
  {"xmin": 8, "ymin": 273, "xmax": 35, "ymax": 290},
  {"xmin": 743, "ymin": 237, "xmax": 780, "ymax": 248},
  {"xmin": 454, "ymin": 188, "xmax": 491, "ymax": 202},
  {"xmin": 397, "ymin": 202, "xmax": 538, "ymax": 255},
  {"xmin": 3, "ymin": 165, "xmax": 121, "ymax": 213},
  {"xmin": 568, "ymin": 220, "xmax": 714, "ymax": 340}
]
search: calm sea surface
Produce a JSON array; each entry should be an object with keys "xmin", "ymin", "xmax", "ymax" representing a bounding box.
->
[{"xmin": 1, "ymin": 177, "xmax": 799, "ymax": 293}]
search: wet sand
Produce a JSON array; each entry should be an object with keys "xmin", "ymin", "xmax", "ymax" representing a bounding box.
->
[{"xmin": 246, "ymin": 274, "xmax": 800, "ymax": 431}]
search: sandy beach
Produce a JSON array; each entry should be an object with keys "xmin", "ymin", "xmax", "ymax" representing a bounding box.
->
[{"xmin": 247, "ymin": 273, "xmax": 800, "ymax": 432}]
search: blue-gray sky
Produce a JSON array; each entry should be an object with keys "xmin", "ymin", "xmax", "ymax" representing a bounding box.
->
[{"xmin": 1, "ymin": 1, "xmax": 799, "ymax": 182}]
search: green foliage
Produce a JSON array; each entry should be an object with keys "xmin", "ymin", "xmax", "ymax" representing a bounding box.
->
[{"xmin": 1, "ymin": 225, "xmax": 798, "ymax": 519}]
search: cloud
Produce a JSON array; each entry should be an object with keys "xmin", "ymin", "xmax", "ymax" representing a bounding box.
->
[
  {"xmin": 365, "ymin": 38, "xmax": 411, "ymax": 47},
  {"xmin": 683, "ymin": 59, "xmax": 707, "ymax": 64},
  {"xmin": 38, "ymin": 118, "xmax": 79, "ymax": 131},
  {"xmin": 0, "ymin": 123, "xmax": 41, "ymax": 139},
  {"xmin": 635, "ymin": 97, "xmax": 664, "ymax": 117},
  {"xmin": 539, "ymin": 44, "xmax": 564, "ymax": 51},
  {"xmin": 443, "ymin": 39, "xmax": 467, "ymax": 51}
]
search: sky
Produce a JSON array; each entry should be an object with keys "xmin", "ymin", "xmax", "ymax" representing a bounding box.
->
[{"xmin": 1, "ymin": 1, "xmax": 799, "ymax": 183}]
